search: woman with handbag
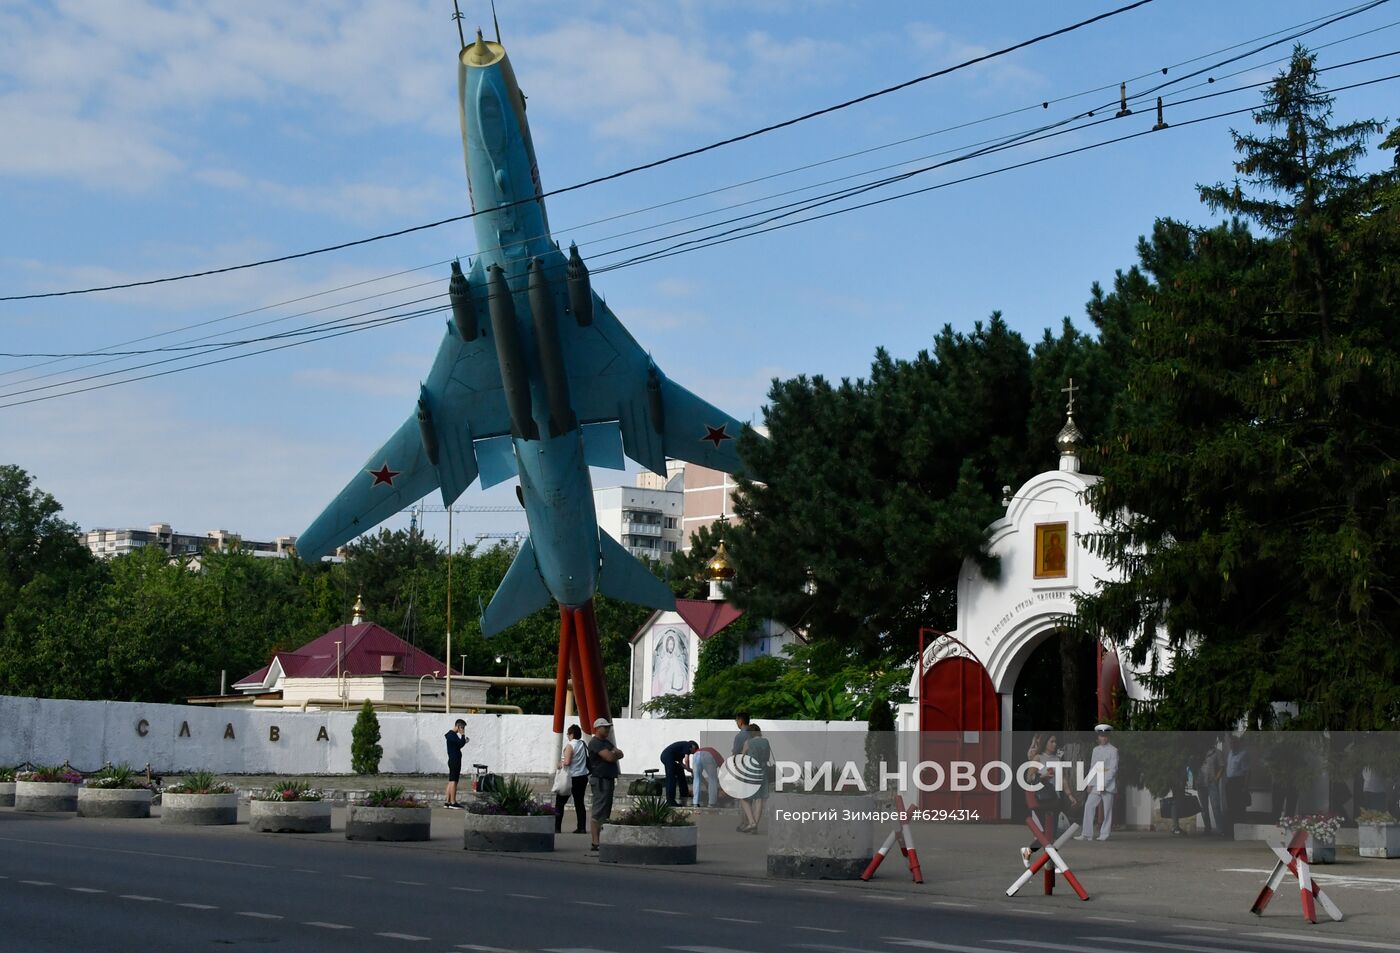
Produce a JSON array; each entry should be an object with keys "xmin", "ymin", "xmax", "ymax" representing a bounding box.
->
[{"xmin": 554, "ymin": 724, "xmax": 589, "ymax": 834}]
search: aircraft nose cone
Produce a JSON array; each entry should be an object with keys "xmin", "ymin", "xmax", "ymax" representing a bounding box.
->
[{"xmin": 461, "ymin": 29, "xmax": 504, "ymax": 67}]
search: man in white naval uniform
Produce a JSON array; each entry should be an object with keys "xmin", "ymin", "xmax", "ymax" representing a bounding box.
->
[{"xmin": 1079, "ymin": 724, "xmax": 1119, "ymax": 841}]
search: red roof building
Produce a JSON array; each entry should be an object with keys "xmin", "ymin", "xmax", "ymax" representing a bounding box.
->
[{"xmin": 233, "ymin": 622, "xmax": 454, "ymax": 693}]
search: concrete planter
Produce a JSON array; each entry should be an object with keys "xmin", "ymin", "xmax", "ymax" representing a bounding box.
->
[
  {"xmin": 346, "ymin": 804, "xmax": 432, "ymax": 842},
  {"xmin": 599, "ymin": 823, "xmax": 697, "ymax": 865},
  {"xmin": 767, "ymin": 793, "xmax": 876, "ymax": 879},
  {"xmin": 77, "ymin": 786, "xmax": 152, "ymax": 818},
  {"xmin": 14, "ymin": 780, "xmax": 79, "ymax": 813},
  {"xmin": 1360, "ymin": 823, "xmax": 1400, "ymax": 859},
  {"xmin": 161, "ymin": 792, "xmax": 238, "ymax": 826},
  {"xmin": 0, "ymin": 782, "xmax": 14, "ymax": 808},
  {"xmin": 1276, "ymin": 829, "xmax": 1336, "ymax": 865},
  {"xmin": 462, "ymin": 811, "xmax": 554, "ymax": 852},
  {"xmin": 250, "ymin": 799, "xmax": 331, "ymax": 833}
]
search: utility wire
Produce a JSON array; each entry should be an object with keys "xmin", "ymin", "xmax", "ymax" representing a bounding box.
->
[
  {"xmin": 3, "ymin": 13, "xmax": 1393, "ymax": 407},
  {"xmin": 6, "ymin": 71, "xmax": 1396, "ymax": 411},
  {"xmin": 0, "ymin": 0, "xmax": 1158, "ymax": 303},
  {"xmin": 598, "ymin": 72, "xmax": 1400, "ymax": 273},
  {"xmin": 4, "ymin": 50, "xmax": 1394, "ymax": 373},
  {"xmin": 2, "ymin": 0, "xmax": 1384, "ymax": 385}
]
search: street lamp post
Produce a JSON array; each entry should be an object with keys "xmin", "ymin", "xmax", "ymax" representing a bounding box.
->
[
  {"xmin": 495, "ymin": 654, "xmax": 513, "ymax": 703},
  {"xmin": 417, "ymin": 670, "xmax": 441, "ymax": 713}
]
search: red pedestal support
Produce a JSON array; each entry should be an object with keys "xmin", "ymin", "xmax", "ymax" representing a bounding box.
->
[
  {"xmin": 1250, "ymin": 829, "xmax": 1344, "ymax": 924},
  {"xmin": 554, "ymin": 600, "xmax": 611, "ymax": 733}
]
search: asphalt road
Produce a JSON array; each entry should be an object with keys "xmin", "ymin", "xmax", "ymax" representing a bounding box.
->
[{"xmin": 0, "ymin": 810, "xmax": 1388, "ymax": 953}]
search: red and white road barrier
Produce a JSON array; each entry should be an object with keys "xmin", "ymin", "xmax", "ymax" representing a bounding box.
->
[
  {"xmin": 861, "ymin": 794, "xmax": 923, "ymax": 884},
  {"xmin": 1006, "ymin": 816, "xmax": 1089, "ymax": 901},
  {"xmin": 1250, "ymin": 829, "xmax": 1344, "ymax": 924}
]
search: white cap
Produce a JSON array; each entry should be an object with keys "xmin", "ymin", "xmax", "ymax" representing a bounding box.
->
[
  {"xmin": 592, "ymin": 717, "xmax": 612, "ymax": 729},
  {"xmin": 1094, "ymin": 723, "xmax": 1113, "ymax": 734}
]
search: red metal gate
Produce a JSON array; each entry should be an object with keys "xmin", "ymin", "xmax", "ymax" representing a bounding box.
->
[{"xmin": 918, "ymin": 630, "xmax": 1000, "ymax": 816}]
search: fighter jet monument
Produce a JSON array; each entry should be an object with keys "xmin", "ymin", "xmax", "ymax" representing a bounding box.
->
[{"xmin": 297, "ymin": 27, "xmax": 760, "ymax": 730}]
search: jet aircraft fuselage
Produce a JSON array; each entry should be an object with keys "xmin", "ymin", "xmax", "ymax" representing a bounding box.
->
[{"xmin": 298, "ymin": 32, "xmax": 756, "ymax": 637}]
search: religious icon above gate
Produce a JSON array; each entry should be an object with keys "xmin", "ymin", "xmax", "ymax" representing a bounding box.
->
[{"xmin": 1034, "ymin": 522, "xmax": 1069, "ymax": 579}]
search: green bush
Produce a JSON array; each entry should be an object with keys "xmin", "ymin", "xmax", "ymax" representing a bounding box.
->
[
  {"xmin": 365, "ymin": 785, "xmax": 424, "ymax": 809},
  {"xmin": 611, "ymin": 795, "xmax": 693, "ymax": 827},
  {"xmin": 469, "ymin": 774, "xmax": 555, "ymax": 816},
  {"xmin": 88, "ymin": 763, "xmax": 151, "ymax": 790},
  {"xmin": 351, "ymin": 699, "xmax": 383, "ymax": 775},
  {"xmin": 167, "ymin": 770, "xmax": 232, "ymax": 795},
  {"xmin": 864, "ymin": 693, "xmax": 897, "ymax": 794}
]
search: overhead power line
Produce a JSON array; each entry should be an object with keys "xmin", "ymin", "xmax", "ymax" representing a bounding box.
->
[
  {"xmin": 0, "ymin": 0, "xmax": 1383, "ymax": 390},
  {"xmin": 0, "ymin": 0, "xmax": 1158, "ymax": 303},
  {"xmin": 4, "ymin": 69, "xmax": 1396, "ymax": 412}
]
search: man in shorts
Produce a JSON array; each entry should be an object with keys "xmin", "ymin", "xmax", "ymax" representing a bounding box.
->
[{"xmin": 587, "ymin": 716, "xmax": 624, "ymax": 852}]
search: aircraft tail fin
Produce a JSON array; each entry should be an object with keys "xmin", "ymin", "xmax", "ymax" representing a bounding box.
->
[
  {"xmin": 596, "ymin": 531, "xmax": 676, "ymax": 612},
  {"xmin": 480, "ymin": 538, "xmax": 554, "ymax": 636}
]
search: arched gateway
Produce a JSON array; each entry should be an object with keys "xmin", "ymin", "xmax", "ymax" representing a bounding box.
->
[{"xmin": 900, "ymin": 405, "xmax": 1155, "ymax": 817}]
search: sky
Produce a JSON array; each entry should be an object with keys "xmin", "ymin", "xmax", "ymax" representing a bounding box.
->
[{"xmin": 3, "ymin": 0, "xmax": 1399, "ymax": 547}]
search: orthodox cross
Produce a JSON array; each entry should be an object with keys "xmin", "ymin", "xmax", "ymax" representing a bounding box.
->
[{"xmin": 1061, "ymin": 378, "xmax": 1079, "ymax": 416}]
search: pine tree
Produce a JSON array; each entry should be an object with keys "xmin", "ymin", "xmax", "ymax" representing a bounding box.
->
[
  {"xmin": 351, "ymin": 699, "xmax": 383, "ymax": 775},
  {"xmin": 1080, "ymin": 48, "xmax": 1400, "ymax": 728}
]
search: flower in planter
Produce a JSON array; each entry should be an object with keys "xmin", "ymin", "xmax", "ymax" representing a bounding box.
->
[
  {"xmin": 465, "ymin": 775, "xmax": 556, "ymax": 817},
  {"xmin": 86, "ymin": 763, "xmax": 153, "ymax": 790},
  {"xmin": 1358, "ymin": 809, "xmax": 1398, "ymax": 825},
  {"xmin": 165, "ymin": 770, "xmax": 234, "ymax": 795},
  {"xmin": 363, "ymin": 785, "xmax": 426, "ymax": 809},
  {"xmin": 609, "ymin": 795, "xmax": 695, "ymax": 828},
  {"xmin": 0, "ymin": 766, "xmax": 15, "ymax": 783},
  {"xmin": 17, "ymin": 765, "xmax": 83, "ymax": 785},
  {"xmin": 1279, "ymin": 813, "xmax": 1343, "ymax": 842},
  {"xmin": 255, "ymin": 780, "xmax": 323, "ymax": 802}
]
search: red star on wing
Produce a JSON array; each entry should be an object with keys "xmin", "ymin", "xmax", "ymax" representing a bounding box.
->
[
  {"xmin": 367, "ymin": 462, "xmax": 401, "ymax": 487},
  {"xmin": 701, "ymin": 424, "xmax": 733, "ymax": 448}
]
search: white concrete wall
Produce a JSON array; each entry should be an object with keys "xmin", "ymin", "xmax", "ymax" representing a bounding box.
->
[{"xmin": 0, "ymin": 694, "xmax": 864, "ymax": 776}]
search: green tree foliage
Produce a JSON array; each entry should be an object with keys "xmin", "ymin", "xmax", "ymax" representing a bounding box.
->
[
  {"xmin": 0, "ymin": 465, "xmax": 92, "ymax": 629},
  {"xmin": 1078, "ymin": 48, "xmax": 1400, "ymax": 729},
  {"xmin": 0, "ymin": 468, "xmax": 653, "ymax": 710},
  {"xmin": 351, "ymin": 699, "xmax": 383, "ymax": 775},
  {"xmin": 725, "ymin": 313, "xmax": 1109, "ymax": 708}
]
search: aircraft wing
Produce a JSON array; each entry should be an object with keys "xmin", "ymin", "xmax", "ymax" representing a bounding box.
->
[
  {"xmin": 297, "ymin": 319, "xmax": 511, "ymax": 560},
  {"xmin": 567, "ymin": 293, "xmax": 756, "ymax": 479}
]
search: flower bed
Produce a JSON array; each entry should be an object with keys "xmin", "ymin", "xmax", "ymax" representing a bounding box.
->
[
  {"xmin": 347, "ymin": 788, "xmax": 431, "ymax": 842},
  {"xmin": 599, "ymin": 796, "xmax": 696, "ymax": 865},
  {"xmin": 14, "ymin": 766, "xmax": 83, "ymax": 813},
  {"xmin": 463, "ymin": 775, "xmax": 555, "ymax": 852},
  {"xmin": 161, "ymin": 770, "xmax": 238, "ymax": 826},
  {"xmin": 1279, "ymin": 813, "xmax": 1342, "ymax": 865},
  {"xmin": 250, "ymin": 781, "xmax": 330, "ymax": 833},
  {"xmin": 78, "ymin": 765, "xmax": 154, "ymax": 819}
]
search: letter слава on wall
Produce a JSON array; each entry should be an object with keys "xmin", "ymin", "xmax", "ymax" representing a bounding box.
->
[
  {"xmin": 317, "ymin": 726, "xmax": 329, "ymax": 742},
  {"xmin": 179, "ymin": 721, "xmax": 191, "ymax": 738},
  {"xmin": 136, "ymin": 719, "xmax": 149, "ymax": 737},
  {"xmin": 269, "ymin": 725, "xmax": 280, "ymax": 742},
  {"xmin": 224, "ymin": 723, "xmax": 236, "ymax": 740}
]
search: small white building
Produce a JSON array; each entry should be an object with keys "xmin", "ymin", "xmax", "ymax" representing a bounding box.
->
[
  {"xmin": 898, "ymin": 403, "xmax": 1167, "ymax": 823},
  {"xmin": 626, "ymin": 597, "xmax": 797, "ymax": 717}
]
